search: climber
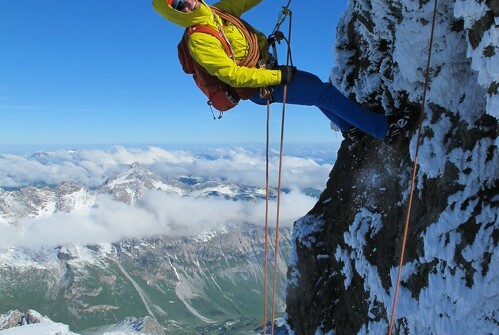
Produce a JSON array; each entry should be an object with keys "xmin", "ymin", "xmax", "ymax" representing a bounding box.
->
[{"xmin": 152, "ymin": 0, "xmax": 410, "ymax": 143}]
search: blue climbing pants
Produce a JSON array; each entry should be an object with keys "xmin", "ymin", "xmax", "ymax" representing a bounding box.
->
[{"xmin": 250, "ymin": 70, "xmax": 388, "ymax": 140}]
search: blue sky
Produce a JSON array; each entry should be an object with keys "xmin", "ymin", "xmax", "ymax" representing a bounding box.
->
[{"xmin": 0, "ymin": 0, "xmax": 348, "ymax": 151}]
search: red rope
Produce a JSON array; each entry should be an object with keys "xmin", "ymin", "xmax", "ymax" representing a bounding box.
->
[
  {"xmin": 262, "ymin": 99, "xmax": 271, "ymax": 335},
  {"xmin": 388, "ymin": 0, "xmax": 438, "ymax": 333}
]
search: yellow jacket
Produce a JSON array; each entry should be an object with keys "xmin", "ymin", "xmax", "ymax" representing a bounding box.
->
[{"xmin": 152, "ymin": 0, "xmax": 282, "ymax": 87}]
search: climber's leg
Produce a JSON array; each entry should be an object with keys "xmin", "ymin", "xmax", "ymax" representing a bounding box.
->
[{"xmin": 250, "ymin": 70, "xmax": 388, "ymax": 140}]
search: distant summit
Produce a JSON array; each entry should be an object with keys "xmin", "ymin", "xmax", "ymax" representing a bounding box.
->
[{"xmin": 101, "ymin": 162, "xmax": 181, "ymax": 205}]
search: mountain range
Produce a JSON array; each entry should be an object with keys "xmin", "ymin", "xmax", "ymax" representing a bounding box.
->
[{"xmin": 0, "ymin": 163, "xmax": 296, "ymax": 334}]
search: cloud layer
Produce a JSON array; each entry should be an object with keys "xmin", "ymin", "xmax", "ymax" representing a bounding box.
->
[
  {"xmin": 0, "ymin": 146, "xmax": 335, "ymax": 189},
  {"xmin": 0, "ymin": 146, "xmax": 335, "ymax": 248},
  {"xmin": 0, "ymin": 189, "xmax": 317, "ymax": 248}
]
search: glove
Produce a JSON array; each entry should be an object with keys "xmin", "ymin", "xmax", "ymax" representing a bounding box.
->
[{"xmin": 279, "ymin": 66, "xmax": 297, "ymax": 85}]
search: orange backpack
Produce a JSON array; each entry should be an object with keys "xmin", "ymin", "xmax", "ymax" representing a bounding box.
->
[{"xmin": 177, "ymin": 25, "xmax": 257, "ymax": 114}]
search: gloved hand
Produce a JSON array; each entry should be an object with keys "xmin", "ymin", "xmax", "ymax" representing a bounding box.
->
[{"xmin": 279, "ymin": 66, "xmax": 297, "ymax": 85}]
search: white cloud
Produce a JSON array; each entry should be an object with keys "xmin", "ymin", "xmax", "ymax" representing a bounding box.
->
[
  {"xmin": 0, "ymin": 189, "xmax": 317, "ymax": 249},
  {"xmin": 0, "ymin": 146, "xmax": 334, "ymax": 189},
  {"xmin": 0, "ymin": 146, "xmax": 333, "ymax": 248}
]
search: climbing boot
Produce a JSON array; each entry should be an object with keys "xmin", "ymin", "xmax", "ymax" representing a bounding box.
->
[{"xmin": 385, "ymin": 110, "xmax": 411, "ymax": 143}]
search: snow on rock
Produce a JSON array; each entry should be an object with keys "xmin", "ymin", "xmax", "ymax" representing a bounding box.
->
[
  {"xmin": 0, "ymin": 311, "xmax": 164, "ymax": 335},
  {"xmin": 0, "ymin": 323, "xmax": 76, "ymax": 335},
  {"xmin": 455, "ymin": 0, "xmax": 499, "ymax": 119},
  {"xmin": 286, "ymin": 0, "xmax": 498, "ymax": 334},
  {"xmin": 0, "ymin": 310, "xmax": 76, "ymax": 335}
]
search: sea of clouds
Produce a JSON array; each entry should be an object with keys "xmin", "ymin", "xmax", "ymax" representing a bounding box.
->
[
  {"xmin": 0, "ymin": 145, "xmax": 338, "ymax": 248},
  {"xmin": 0, "ymin": 145, "xmax": 336, "ymax": 190}
]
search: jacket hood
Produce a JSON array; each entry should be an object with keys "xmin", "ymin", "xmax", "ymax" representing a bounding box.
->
[{"xmin": 152, "ymin": 0, "xmax": 215, "ymax": 28}]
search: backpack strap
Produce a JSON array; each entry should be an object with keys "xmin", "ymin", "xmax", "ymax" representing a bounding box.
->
[{"xmin": 186, "ymin": 25, "xmax": 235, "ymax": 61}]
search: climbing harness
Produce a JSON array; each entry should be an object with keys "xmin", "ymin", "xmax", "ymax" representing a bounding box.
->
[
  {"xmin": 262, "ymin": 2, "xmax": 293, "ymax": 335},
  {"xmin": 388, "ymin": 0, "xmax": 438, "ymax": 334}
]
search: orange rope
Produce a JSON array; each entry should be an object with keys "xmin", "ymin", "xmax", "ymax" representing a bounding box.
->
[
  {"xmin": 262, "ymin": 99, "xmax": 271, "ymax": 335},
  {"xmin": 387, "ymin": 0, "xmax": 438, "ymax": 333},
  {"xmin": 263, "ymin": 5, "xmax": 293, "ymax": 335},
  {"xmin": 271, "ymin": 84, "xmax": 288, "ymax": 335},
  {"xmin": 270, "ymin": 9, "xmax": 293, "ymax": 335}
]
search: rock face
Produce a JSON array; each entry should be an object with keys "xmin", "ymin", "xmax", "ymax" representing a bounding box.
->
[{"xmin": 286, "ymin": 0, "xmax": 498, "ymax": 334}]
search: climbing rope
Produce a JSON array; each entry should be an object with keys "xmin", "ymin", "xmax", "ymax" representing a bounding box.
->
[
  {"xmin": 270, "ymin": 84, "xmax": 287, "ymax": 335},
  {"xmin": 263, "ymin": 99, "xmax": 271, "ymax": 335},
  {"xmin": 210, "ymin": 6, "xmax": 260, "ymax": 67},
  {"xmin": 388, "ymin": 0, "xmax": 438, "ymax": 334},
  {"xmin": 262, "ymin": 2, "xmax": 293, "ymax": 335}
]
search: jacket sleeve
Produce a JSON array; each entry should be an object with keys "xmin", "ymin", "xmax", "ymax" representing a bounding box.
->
[
  {"xmin": 212, "ymin": 0, "xmax": 263, "ymax": 18},
  {"xmin": 188, "ymin": 32, "xmax": 281, "ymax": 88}
]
